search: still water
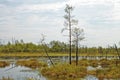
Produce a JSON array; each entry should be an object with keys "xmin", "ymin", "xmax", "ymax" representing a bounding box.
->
[
  {"xmin": 0, "ymin": 64, "xmax": 46, "ymax": 80},
  {"xmin": 1, "ymin": 56, "xmax": 107, "ymax": 80},
  {"xmin": 0, "ymin": 63, "xmax": 99, "ymax": 80}
]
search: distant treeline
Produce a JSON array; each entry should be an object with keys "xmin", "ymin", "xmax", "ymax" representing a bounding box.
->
[{"xmin": 0, "ymin": 40, "xmax": 119, "ymax": 55}]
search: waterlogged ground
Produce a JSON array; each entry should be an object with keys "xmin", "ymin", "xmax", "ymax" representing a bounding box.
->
[
  {"xmin": 1, "ymin": 57, "xmax": 119, "ymax": 80},
  {"xmin": 0, "ymin": 64, "xmax": 46, "ymax": 80},
  {"xmin": 0, "ymin": 63, "xmax": 99, "ymax": 80}
]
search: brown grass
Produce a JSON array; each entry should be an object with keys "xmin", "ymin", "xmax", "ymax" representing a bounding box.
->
[{"xmin": 0, "ymin": 61, "xmax": 10, "ymax": 68}]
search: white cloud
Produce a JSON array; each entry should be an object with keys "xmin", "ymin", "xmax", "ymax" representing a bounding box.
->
[
  {"xmin": 0, "ymin": 0, "xmax": 120, "ymax": 47},
  {"xmin": 0, "ymin": 4, "xmax": 14, "ymax": 17},
  {"xmin": 17, "ymin": 2, "xmax": 66, "ymax": 12},
  {"xmin": 67, "ymin": 0, "xmax": 114, "ymax": 6},
  {"xmin": 25, "ymin": 15, "xmax": 43, "ymax": 26},
  {"xmin": 15, "ymin": 0, "xmax": 115, "ymax": 12},
  {"xmin": 83, "ymin": 26, "xmax": 120, "ymax": 47},
  {"xmin": 113, "ymin": 1, "xmax": 120, "ymax": 21}
]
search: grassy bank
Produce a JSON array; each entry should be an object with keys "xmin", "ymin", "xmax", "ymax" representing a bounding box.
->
[{"xmin": 0, "ymin": 52, "xmax": 118, "ymax": 57}]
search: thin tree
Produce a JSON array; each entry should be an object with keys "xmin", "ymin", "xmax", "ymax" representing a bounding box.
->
[
  {"xmin": 72, "ymin": 27, "xmax": 85, "ymax": 65},
  {"xmin": 62, "ymin": 4, "xmax": 78, "ymax": 64},
  {"xmin": 40, "ymin": 34, "xmax": 55, "ymax": 67}
]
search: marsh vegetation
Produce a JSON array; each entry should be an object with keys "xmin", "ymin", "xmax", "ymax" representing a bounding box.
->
[
  {"xmin": 40, "ymin": 59, "xmax": 120, "ymax": 80},
  {"xmin": 0, "ymin": 57, "xmax": 120, "ymax": 80}
]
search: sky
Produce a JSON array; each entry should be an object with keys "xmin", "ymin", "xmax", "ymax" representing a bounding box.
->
[{"xmin": 0, "ymin": 0, "xmax": 120, "ymax": 47}]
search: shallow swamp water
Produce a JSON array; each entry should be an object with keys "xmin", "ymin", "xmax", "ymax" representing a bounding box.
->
[
  {"xmin": 0, "ymin": 56, "xmax": 119, "ymax": 80},
  {"xmin": 0, "ymin": 63, "xmax": 99, "ymax": 80},
  {"xmin": 0, "ymin": 64, "xmax": 46, "ymax": 80}
]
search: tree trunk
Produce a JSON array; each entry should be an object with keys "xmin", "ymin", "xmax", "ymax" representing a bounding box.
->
[
  {"xmin": 69, "ymin": 8, "xmax": 72, "ymax": 64},
  {"xmin": 76, "ymin": 36, "xmax": 78, "ymax": 65}
]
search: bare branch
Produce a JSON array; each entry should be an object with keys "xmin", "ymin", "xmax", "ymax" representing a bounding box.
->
[
  {"xmin": 61, "ymin": 27, "xmax": 69, "ymax": 33},
  {"xmin": 40, "ymin": 34, "xmax": 46, "ymax": 44}
]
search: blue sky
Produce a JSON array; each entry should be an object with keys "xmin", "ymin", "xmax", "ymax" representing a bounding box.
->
[{"xmin": 0, "ymin": 0, "xmax": 120, "ymax": 47}]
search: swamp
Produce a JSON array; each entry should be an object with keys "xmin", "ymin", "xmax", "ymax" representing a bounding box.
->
[{"xmin": 0, "ymin": 0, "xmax": 120, "ymax": 80}]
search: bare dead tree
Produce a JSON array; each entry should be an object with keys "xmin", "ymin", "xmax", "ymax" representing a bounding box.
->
[
  {"xmin": 62, "ymin": 4, "xmax": 78, "ymax": 64},
  {"xmin": 72, "ymin": 27, "xmax": 85, "ymax": 65},
  {"xmin": 40, "ymin": 34, "xmax": 55, "ymax": 67}
]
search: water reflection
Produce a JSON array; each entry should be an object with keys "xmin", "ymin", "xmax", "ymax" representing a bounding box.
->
[
  {"xmin": 0, "ymin": 63, "xmax": 99, "ymax": 80},
  {"xmin": 1, "ymin": 55, "xmax": 118, "ymax": 80},
  {"xmin": 0, "ymin": 64, "xmax": 46, "ymax": 80}
]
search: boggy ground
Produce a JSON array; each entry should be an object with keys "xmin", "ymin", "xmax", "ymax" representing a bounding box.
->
[
  {"xmin": 0, "ymin": 59, "xmax": 120, "ymax": 80},
  {"xmin": 41, "ymin": 59, "xmax": 120, "ymax": 80}
]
